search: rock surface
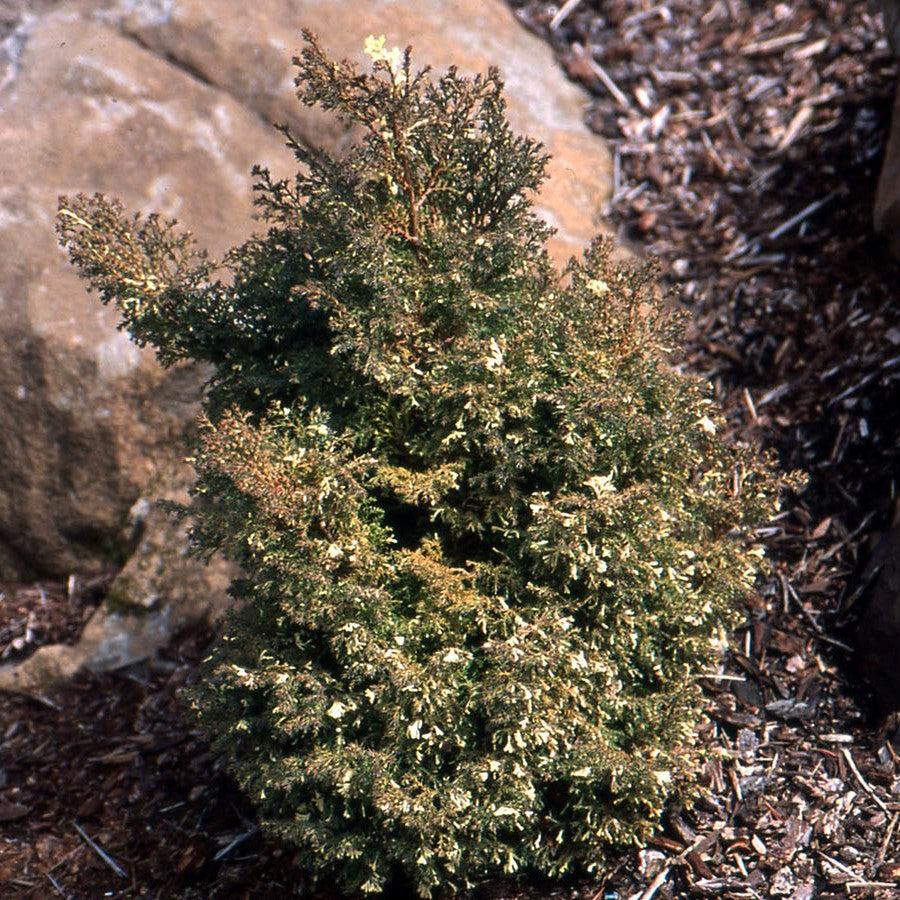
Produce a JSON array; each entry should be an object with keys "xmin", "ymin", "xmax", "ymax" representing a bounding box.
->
[
  {"xmin": 105, "ymin": 0, "xmax": 613, "ymax": 262},
  {"xmin": 857, "ymin": 514, "xmax": 900, "ymax": 716},
  {"xmin": 0, "ymin": 0, "xmax": 612, "ymax": 689},
  {"xmin": 0, "ymin": 4, "xmax": 291, "ymax": 579}
]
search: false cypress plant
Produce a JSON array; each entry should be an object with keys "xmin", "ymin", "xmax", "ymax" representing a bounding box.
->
[{"xmin": 58, "ymin": 33, "xmax": 792, "ymax": 896}]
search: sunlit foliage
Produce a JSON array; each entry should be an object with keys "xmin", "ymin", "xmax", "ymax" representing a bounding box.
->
[{"xmin": 58, "ymin": 32, "xmax": 792, "ymax": 896}]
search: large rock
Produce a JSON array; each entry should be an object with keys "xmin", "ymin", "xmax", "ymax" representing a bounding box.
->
[
  {"xmin": 102, "ymin": 0, "xmax": 613, "ymax": 263},
  {"xmin": 0, "ymin": 5, "xmax": 291, "ymax": 579},
  {"xmin": 0, "ymin": 464, "xmax": 235, "ymax": 696},
  {"xmin": 0, "ymin": 0, "xmax": 612, "ymax": 689}
]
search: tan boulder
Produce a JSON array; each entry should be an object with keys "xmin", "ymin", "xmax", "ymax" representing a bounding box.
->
[
  {"xmin": 99, "ymin": 0, "xmax": 613, "ymax": 263},
  {"xmin": 0, "ymin": 0, "xmax": 612, "ymax": 691},
  {"xmin": 1, "ymin": 0, "xmax": 611, "ymax": 582},
  {"xmin": 0, "ymin": 6, "xmax": 290, "ymax": 578}
]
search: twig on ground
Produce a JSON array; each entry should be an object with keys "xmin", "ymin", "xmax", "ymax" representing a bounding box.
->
[
  {"xmin": 818, "ymin": 849, "xmax": 859, "ymax": 877},
  {"xmin": 549, "ymin": 0, "xmax": 582, "ymax": 30},
  {"xmin": 841, "ymin": 748, "xmax": 891, "ymax": 815},
  {"xmin": 72, "ymin": 821, "xmax": 126, "ymax": 878},
  {"xmin": 638, "ymin": 867, "xmax": 670, "ymax": 900},
  {"xmin": 776, "ymin": 104, "xmax": 814, "ymax": 151},
  {"xmin": 213, "ymin": 825, "xmax": 259, "ymax": 862},
  {"xmin": 767, "ymin": 194, "xmax": 836, "ymax": 240},
  {"xmin": 742, "ymin": 31, "xmax": 808, "ymax": 56},
  {"xmin": 876, "ymin": 811, "xmax": 898, "ymax": 865},
  {"xmin": 581, "ymin": 49, "xmax": 633, "ymax": 111},
  {"xmin": 46, "ymin": 872, "xmax": 67, "ymax": 898}
]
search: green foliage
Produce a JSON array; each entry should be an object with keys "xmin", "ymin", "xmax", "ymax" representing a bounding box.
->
[{"xmin": 58, "ymin": 32, "xmax": 792, "ymax": 896}]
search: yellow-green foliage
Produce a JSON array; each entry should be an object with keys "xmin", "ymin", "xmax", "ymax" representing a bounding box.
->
[{"xmin": 58, "ymin": 33, "xmax": 790, "ymax": 896}]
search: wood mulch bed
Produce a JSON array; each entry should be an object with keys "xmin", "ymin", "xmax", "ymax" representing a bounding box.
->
[
  {"xmin": 0, "ymin": 627, "xmax": 307, "ymax": 900},
  {"xmin": 0, "ymin": 576, "xmax": 112, "ymax": 667},
  {"xmin": 506, "ymin": 0, "xmax": 900, "ymax": 896},
  {"xmin": 3, "ymin": 1, "xmax": 900, "ymax": 897}
]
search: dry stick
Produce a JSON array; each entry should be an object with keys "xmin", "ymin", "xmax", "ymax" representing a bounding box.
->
[
  {"xmin": 584, "ymin": 54, "xmax": 633, "ymax": 111},
  {"xmin": 840, "ymin": 748, "xmax": 891, "ymax": 816},
  {"xmin": 675, "ymin": 828, "xmax": 723, "ymax": 865},
  {"xmin": 213, "ymin": 825, "xmax": 259, "ymax": 862},
  {"xmin": 31, "ymin": 692, "xmax": 60, "ymax": 711},
  {"xmin": 818, "ymin": 850, "xmax": 858, "ymax": 878},
  {"xmin": 588, "ymin": 860, "xmax": 627, "ymax": 900},
  {"xmin": 845, "ymin": 882, "xmax": 900, "ymax": 890},
  {"xmin": 768, "ymin": 193, "xmax": 836, "ymax": 240},
  {"xmin": 46, "ymin": 872, "xmax": 67, "ymax": 898},
  {"xmin": 776, "ymin": 104, "xmax": 814, "ymax": 152},
  {"xmin": 639, "ymin": 867, "xmax": 671, "ymax": 900},
  {"xmin": 742, "ymin": 31, "xmax": 808, "ymax": 56},
  {"xmin": 740, "ymin": 388, "xmax": 757, "ymax": 422},
  {"xmin": 550, "ymin": 0, "xmax": 582, "ymax": 30},
  {"xmin": 793, "ymin": 38, "xmax": 830, "ymax": 60},
  {"xmin": 72, "ymin": 821, "xmax": 126, "ymax": 879},
  {"xmin": 877, "ymin": 812, "xmax": 899, "ymax": 866}
]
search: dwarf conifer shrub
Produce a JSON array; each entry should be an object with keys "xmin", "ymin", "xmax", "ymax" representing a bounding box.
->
[{"xmin": 58, "ymin": 33, "xmax": 790, "ymax": 896}]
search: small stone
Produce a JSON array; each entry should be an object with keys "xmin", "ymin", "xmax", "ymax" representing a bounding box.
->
[
  {"xmin": 785, "ymin": 654, "xmax": 806, "ymax": 673},
  {"xmin": 789, "ymin": 881, "xmax": 815, "ymax": 900},
  {"xmin": 736, "ymin": 727, "xmax": 759, "ymax": 755},
  {"xmin": 770, "ymin": 865, "xmax": 796, "ymax": 896},
  {"xmin": 638, "ymin": 848, "xmax": 667, "ymax": 879},
  {"xmin": 765, "ymin": 698, "xmax": 815, "ymax": 721}
]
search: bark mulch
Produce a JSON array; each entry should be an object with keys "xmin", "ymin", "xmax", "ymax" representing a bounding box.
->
[
  {"xmin": 0, "ymin": 625, "xmax": 316, "ymax": 900},
  {"xmin": 505, "ymin": 0, "xmax": 900, "ymax": 896},
  {"xmin": 0, "ymin": 576, "xmax": 112, "ymax": 666},
  {"xmin": 3, "ymin": 1, "xmax": 900, "ymax": 897}
]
